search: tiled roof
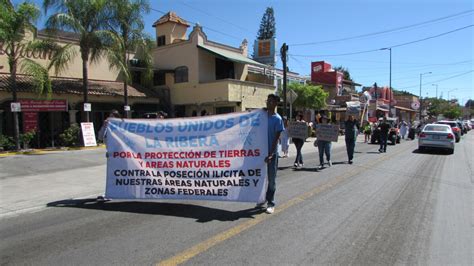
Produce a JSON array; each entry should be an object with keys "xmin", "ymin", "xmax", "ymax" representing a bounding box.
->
[
  {"xmin": 152, "ymin": 11, "xmax": 190, "ymax": 27},
  {"xmin": 0, "ymin": 74, "xmax": 157, "ymax": 98}
]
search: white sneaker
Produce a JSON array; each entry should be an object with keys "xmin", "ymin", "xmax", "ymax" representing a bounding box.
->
[
  {"xmin": 266, "ymin": 206, "xmax": 275, "ymax": 214},
  {"xmin": 319, "ymin": 164, "xmax": 324, "ymax": 169},
  {"xmin": 328, "ymin": 160, "xmax": 332, "ymax": 167}
]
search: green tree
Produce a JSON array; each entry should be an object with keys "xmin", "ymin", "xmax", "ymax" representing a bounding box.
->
[
  {"xmin": 288, "ymin": 83, "xmax": 328, "ymax": 110},
  {"xmin": 107, "ymin": 0, "xmax": 151, "ymax": 117},
  {"xmin": 256, "ymin": 7, "xmax": 275, "ymax": 40},
  {"xmin": 333, "ymin": 66, "xmax": 352, "ymax": 81},
  {"xmin": 44, "ymin": 0, "xmax": 114, "ymax": 122},
  {"xmin": 0, "ymin": 0, "xmax": 57, "ymax": 150},
  {"xmin": 443, "ymin": 105, "xmax": 462, "ymax": 119}
]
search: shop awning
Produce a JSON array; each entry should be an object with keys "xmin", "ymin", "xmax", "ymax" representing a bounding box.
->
[
  {"xmin": 197, "ymin": 44, "xmax": 269, "ymax": 68},
  {"xmin": 394, "ymin": 106, "xmax": 415, "ymax": 112}
]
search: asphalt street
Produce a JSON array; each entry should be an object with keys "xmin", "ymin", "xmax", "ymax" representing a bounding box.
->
[{"xmin": 0, "ymin": 133, "xmax": 472, "ymax": 265}]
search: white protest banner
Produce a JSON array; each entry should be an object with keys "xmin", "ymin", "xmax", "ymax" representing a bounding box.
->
[
  {"xmin": 81, "ymin": 122, "xmax": 97, "ymax": 147},
  {"xmin": 105, "ymin": 109, "xmax": 268, "ymax": 203},
  {"xmin": 287, "ymin": 121, "xmax": 308, "ymax": 139},
  {"xmin": 315, "ymin": 124, "xmax": 339, "ymax": 142}
]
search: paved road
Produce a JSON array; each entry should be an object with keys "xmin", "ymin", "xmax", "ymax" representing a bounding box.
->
[{"xmin": 0, "ymin": 133, "xmax": 472, "ymax": 265}]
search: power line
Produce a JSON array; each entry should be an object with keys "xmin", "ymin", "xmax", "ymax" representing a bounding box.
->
[
  {"xmin": 176, "ymin": 0, "xmax": 253, "ymax": 34},
  {"xmin": 150, "ymin": 7, "xmax": 244, "ymax": 41},
  {"xmin": 289, "ymin": 24, "xmax": 474, "ymax": 58},
  {"xmin": 289, "ymin": 9, "xmax": 474, "ymax": 46},
  {"xmin": 396, "ymin": 70, "xmax": 473, "ymax": 90}
]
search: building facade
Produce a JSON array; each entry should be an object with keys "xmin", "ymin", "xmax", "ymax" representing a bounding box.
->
[
  {"xmin": 151, "ymin": 12, "xmax": 275, "ymax": 117},
  {"xmin": 0, "ymin": 30, "xmax": 160, "ymax": 147}
]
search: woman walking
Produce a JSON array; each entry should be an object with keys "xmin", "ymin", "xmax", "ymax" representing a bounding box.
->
[
  {"xmin": 315, "ymin": 115, "xmax": 332, "ymax": 169},
  {"xmin": 292, "ymin": 114, "xmax": 306, "ymax": 168}
]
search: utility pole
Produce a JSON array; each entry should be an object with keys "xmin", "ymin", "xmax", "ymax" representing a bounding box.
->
[{"xmin": 280, "ymin": 43, "xmax": 288, "ymax": 117}]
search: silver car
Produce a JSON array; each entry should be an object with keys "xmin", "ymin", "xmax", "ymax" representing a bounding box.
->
[{"xmin": 418, "ymin": 124, "xmax": 455, "ymax": 154}]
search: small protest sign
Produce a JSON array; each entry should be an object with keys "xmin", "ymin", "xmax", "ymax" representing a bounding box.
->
[
  {"xmin": 287, "ymin": 121, "xmax": 308, "ymax": 139},
  {"xmin": 315, "ymin": 124, "xmax": 339, "ymax": 142}
]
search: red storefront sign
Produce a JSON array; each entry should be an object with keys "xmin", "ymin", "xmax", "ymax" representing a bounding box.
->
[
  {"xmin": 19, "ymin": 100, "xmax": 68, "ymax": 112},
  {"xmin": 23, "ymin": 112, "xmax": 38, "ymax": 133}
]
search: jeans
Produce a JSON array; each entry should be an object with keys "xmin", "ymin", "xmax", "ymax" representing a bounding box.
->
[
  {"xmin": 379, "ymin": 134, "xmax": 388, "ymax": 152},
  {"xmin": 317, "ymin": 140, "xmax": 331, "ymax": 165},
  {"xmin": 266, "ymin": 155, "xmax": 278, "ymax": 207},
  {"xmin": 293, "ymin": 138, "xmax": 304, "ymax": 165},
  {"xmin": 345, "ymin": 137, "xmax": 356, "ymax": 161}
]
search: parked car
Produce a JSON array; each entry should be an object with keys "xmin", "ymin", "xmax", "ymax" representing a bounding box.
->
[
  {"xmin": 370, "ymin": 117, "xmax": 401, "ymax": 145},
  {"xmin": 436, "ymin": 120, "xmax": 461, "ymax": 142},
  {"xmin": 418, "ymin": 124, "xmax": 455, "ymax": 154}
]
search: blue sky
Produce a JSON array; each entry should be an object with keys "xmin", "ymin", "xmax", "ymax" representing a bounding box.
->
[{"xmin": 18, "ymin": 0, "xmax": 474, "ymax": 105}]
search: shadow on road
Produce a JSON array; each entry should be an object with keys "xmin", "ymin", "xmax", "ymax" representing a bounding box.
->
[
  {"xmin": 47, "ymin": 199, "xmax": 265, "ymax": 223},
  {"xmin": 412, "ymin": 148, "xmax": 452, "ymax": 156}
]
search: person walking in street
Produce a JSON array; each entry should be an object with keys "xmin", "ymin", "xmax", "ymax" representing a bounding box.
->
[
  {"xmin": 345, "ymin": 115, "xmax": 359, "ymax": 164},
  {"xmin": 399, "ymin": 120, "xmax": 408, "ymax": 139},
  {"xmin": 363, "ymin": 122, "xmax": 371, "ymax": 143},
  {"xmin": 378, "ymin": 116, "xmax": 390, "ymax": 153},
  {"xmin": 292, "ymin": 113, "xmax": 306, "ymax": 168},
  {"xmin": 279, "ymin": 117, "xmax": 290, "ymax": 158},
  {"xmin": 257, "ymin": 94, "xmax": 284, "ymax": 214},
  {"xmin": 98, "ymin": 109, "xmax": 121, "ymax": 144},
  {"xmin": 315, "ymin": 115, "xmax": 332, "ymax": 169}
]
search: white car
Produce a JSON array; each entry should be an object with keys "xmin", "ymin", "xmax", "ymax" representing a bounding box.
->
[{"xmin": 418, "ymin": 124, "xmax": 455, "ymax": 154}]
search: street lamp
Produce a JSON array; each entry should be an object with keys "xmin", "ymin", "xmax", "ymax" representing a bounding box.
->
[
  {"xmin": 432, "ymin": 84, "xmax": 438, "ymax": 99},
  {"xmin": 381, "ymin": 48, "xmax": 392, "ymax": 117},
  {"xmin": 419, "ymin": 72, "xmax": 432, "ymax": 121},
  {"xmin": 448, "ymin": 88, "xmax": 457, "ymax": 101}
]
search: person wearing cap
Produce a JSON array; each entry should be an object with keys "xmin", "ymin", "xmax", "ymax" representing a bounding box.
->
[
  {"xmin": 256, "ymin": 94, "xmax": 284, "ymax": 214},
  {"xmin": 315, "ymin": 115, "xmax": 332, "ymax": 169}
]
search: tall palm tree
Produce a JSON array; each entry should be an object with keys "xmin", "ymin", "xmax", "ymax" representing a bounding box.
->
[
  {"xmin": 44, "ymin": 0, "xmax": 113, "ymax": 122},
  {"xmin": 108, "ymin": 0, "xmax": 151, "ymax": 118},
  {"xmin": 0, "ymin": 0, "xmax": 58, "ymax": 150}
]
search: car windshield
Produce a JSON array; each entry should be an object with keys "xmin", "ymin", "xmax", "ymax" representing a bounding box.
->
[
  {"xmin": 437, "ymin": 122, "xmax": 457, "ymax": 128},
  {"xmin": 424, "ymin": 125, "xmax": 449, "ymax": 132}
]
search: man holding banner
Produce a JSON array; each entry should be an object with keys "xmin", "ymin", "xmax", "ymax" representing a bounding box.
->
[{"xmin": 258, "ymin": 94, "xmax": 284, "ymax": 214}]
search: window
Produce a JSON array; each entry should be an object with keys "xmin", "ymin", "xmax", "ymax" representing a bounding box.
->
[
  {"xmin": 131, "ymin": 71, "xmax": 141, "ymax": 85},
  {"xmin": 216, "ymin": 106, "xmax": 234, "ymax": 114},
  {"xmin": 174, "ymin": 66, "xmax": 188, "ymax": 83},
  {"xmin": 157, "ymin": 35, "xmax": 166, "ymax": 47},
  {"xmin": 215, "ymin": 58, "xmax": 234, "ymax": 80},
  {"xmin": 153, "ymin": 71, "xmax": 166, "ymax": 86}
]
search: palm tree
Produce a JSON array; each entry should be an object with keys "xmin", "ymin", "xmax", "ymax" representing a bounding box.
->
[
  {"xmin": 0, "ymin": 0, "xmax": 57, "ymax": 150},
  {"xmin": 107, "ymin": 0, "xmax": 151, "ymax": 118},
  {"xmin": 44, "ymin": 0, "xmax": 113, "ymax": 122}
]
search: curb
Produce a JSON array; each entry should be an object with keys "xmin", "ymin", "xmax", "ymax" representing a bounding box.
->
[{"xmin": 0, "ymin": 144, "xmax": 106, "ymax": 157}]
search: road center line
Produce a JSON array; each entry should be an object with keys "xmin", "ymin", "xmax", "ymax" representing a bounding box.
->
[{"xmin": 157, "ymin": 148, "xmax": 406, "ymax": 266}]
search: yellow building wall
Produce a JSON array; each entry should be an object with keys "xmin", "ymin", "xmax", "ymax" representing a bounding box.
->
[{"xmin": 0, "ymin": 33, "xmax": 125, "ymax": 82}]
